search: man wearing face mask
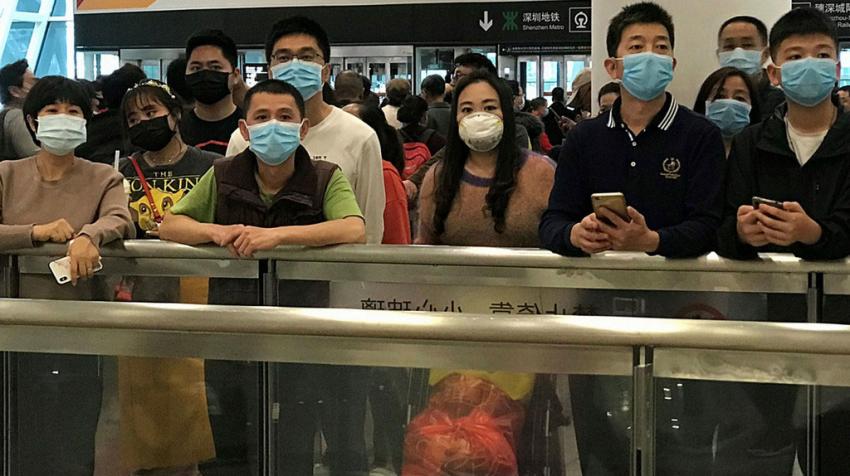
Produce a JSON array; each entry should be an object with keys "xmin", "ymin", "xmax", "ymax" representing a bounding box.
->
[
  {"xmin": 540, "ymin": 1, "xmax": 724, "ymax": 260},
  {"xmin": 540, "ymin": 7, "xmax": 724, "ymax": 473},
  {"xmin": 160, "ymin": 80, "xmax": 365, "ymax": 476},
  {"xmin": 181, "ymin": 29, "xmax": 244, "ymax": 156},
  {"xmin": 225, "ymin": 16, "xmax": 385, "ymax": 245},
  {"xmin": 717, "ymin": 16, "xmax": 786, "ymax": 121},
  {"xmin": 0, "ymin": 59, "xmax": 39, "ymax": 161},
  {"xmin": 717, "ymin": 10, "xmax": 850, "ymax": 474}
]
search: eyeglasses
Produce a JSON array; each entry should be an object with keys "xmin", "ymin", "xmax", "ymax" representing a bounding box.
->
[
  {"xmin": 271, "ymin": 51, "xmax": 324, "ymax": 65},
  {"xmin": 133, "ymin": 79, "xmax": 176, "ymax": 99}
]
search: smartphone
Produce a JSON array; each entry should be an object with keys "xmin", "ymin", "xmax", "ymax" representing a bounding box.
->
[
  {"xmin": 752, "ymin": 196, "xmax": 785, "ymax": 209},
  {"xmin": 591, "ymin": 192, "xmax": 629, "ymax": 222},
  {"xmin": 49, "ymin": 256, "xmax": 103, "ymax": 285}
]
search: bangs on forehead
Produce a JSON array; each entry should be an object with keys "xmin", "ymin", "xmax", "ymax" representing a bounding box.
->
[{"xmin": 126, "ymin": 87, "xmax": 167, "ymax": 114}]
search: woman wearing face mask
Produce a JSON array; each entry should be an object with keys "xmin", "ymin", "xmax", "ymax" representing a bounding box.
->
[
  {"xmin": 417, "ymin": 70, "xmax": 555, "ymax": 246},
  {"xmin": 116, "ymin": 79, "xmax": 217, "ymax": 476},
  {"xmin": 408, "ymin": 70, "xmax": 556, "ymax": 475},
  {"xmin": 694, "ymin": 67, "xmax": 762, "ymax": 156},
  {"xmin": 0, "ymin": 76, "xmax": 135, "ymax": 475}
]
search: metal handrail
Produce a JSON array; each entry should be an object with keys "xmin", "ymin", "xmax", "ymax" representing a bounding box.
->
[
  {"xmin": 2, "ymin": 240, "xmax": 843, "ymax": 273},
  {"xmin": 0, "ymin": 298, "xmax": 848, "ymax": 356}
]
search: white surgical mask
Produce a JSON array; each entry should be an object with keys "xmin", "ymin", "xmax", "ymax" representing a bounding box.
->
[
  {"xmin": 36, "ymin": 114, "xmax": 87, "ymax": 156},
  {"xmin": 459, "ymin": 112, "xmax": 504, "ymax": 152}
]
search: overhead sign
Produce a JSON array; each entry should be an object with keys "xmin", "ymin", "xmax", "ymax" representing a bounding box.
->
[
  {"xmin": 499, "ymin": 44, "xmax": 591, "ymax": 55},
  {"xmin": 75, "ymin": 1, "xmax": 592, "ymax": 48},
  {"xmin": 794, "ymin": 2, "xmax": 850, "ymax": 35}
]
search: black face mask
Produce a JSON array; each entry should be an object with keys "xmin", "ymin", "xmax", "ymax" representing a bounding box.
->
[
  {"xmin": 185, "ymin": 70, "xmax": 231, "ymax": 105},
  {"xmin": 129, "ymin": 116, "xmax": 176, "ymax": 152}
]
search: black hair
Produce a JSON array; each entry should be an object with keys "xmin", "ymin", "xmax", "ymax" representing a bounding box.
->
[
  {"xmin": 23, "ymin": 76, "xmax": 94, "ymax": 142},
  {"xmin": 166, "ymin": 56, "xmax": 193, "ymax": 103},
  {"xmin": 434, "ymin": 70, "xmax": 519, "ymax": 236},
  {"xmin": 421, "ymin": 74, "xmax": 446, "ymax": 97},
  {"xmin": 186, "ymin": 29, "xmax": 238, "ymax": 70},
  {"xmin": 598, "ymin": 82, "xmax": 621, "ymax": 103},
  {"xmin": 718, "ymin": 16, "xmax": 768, "ymax": 45},
  {"xmin": 348, "ymin": 101, "xmax": 405, "ymax": 175},
  {"xmin": 386, "ymin": 79, "xmax": 411, "ymax": 107},
  {"xmin": 397, "ymin": 95, "xmax": 428, "ymax": 124},
  {"xmin": 528, "ymin": 97, "xmax": 548, "ymax": 111},
  {"xmin": 505, "ymin": 79, "xmax": 521, "ymax": 97},
  {"xmin": 839, "ymin": 85, "xmax": 850, "ymax": 93},
  {"xmin": 453, "ymin": 53, "xmax": 497, "ymax": 75},
  {"xmin": 607, "ymin": 2, "xmax": 675, "ymax": 58},
  {"xmin": 551, "ymin": 86, "xmax": 565, "ymax": 103},
  {"xmin": 265, "ymin": 16, "xmax": 331, "ymax": 64},
  {"xmin": 101, "ymin": 63, "xmax": 146, "ymax": 109},
  {"xmin": 0, "ymin": 59, "xmax": 29, "ymax": 105},
  {"xmin": 693, "ymin": 66, "xmax": 761, "ymax": 122},
  {"xmin": 243, "ymin": 79, "xmax": 306, "ymax": 119},
  {"xmin": 77, "ymin": 79, "xmax": 98, "ymax": 105},
  {"xmin": 769, "ymin": 7, "xmax": 838, "ymax": 60},
  {"xmin": 120, "ymin": 80, "xmax": 184, "ymax": 136}
]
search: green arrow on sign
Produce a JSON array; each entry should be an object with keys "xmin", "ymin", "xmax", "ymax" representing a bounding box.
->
[{"xmin": 503, "ymin": 11, "xmax": 519, "ymax": 31}]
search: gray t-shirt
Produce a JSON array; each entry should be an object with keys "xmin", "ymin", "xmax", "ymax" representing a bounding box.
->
[{"xmin": 1, "ymin": 107, "xmax": 39, "ymax": 161}]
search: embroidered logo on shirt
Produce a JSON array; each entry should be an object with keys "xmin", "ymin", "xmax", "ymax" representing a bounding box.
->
[{"xmin": 661, "ymin": 157, "xmax": 681, "ymax": 180}]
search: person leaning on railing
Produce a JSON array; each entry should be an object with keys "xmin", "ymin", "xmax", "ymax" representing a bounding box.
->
[
  {"xmin": 0, "ymin": 75, "xmax": 135, "ymax": 282},
  {"xmin": 717, "ymin": 9, "xmax": 850, "ymax": 474},
  {"xmin": 412, "ymin": 69, "xmax": 558, "ymax": 475},
  {"xmin": 0, "ymin": 75, "xmax": 135, "ymax": 476}
]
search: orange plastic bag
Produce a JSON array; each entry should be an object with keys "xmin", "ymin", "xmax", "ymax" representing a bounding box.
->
[
  {"xmin": 402, "ymin": 408, "xmax": 518, "ymax": 476},
  {"xmin": 428, "ymin": 373, "xmax": 526, "ymax": 448}
]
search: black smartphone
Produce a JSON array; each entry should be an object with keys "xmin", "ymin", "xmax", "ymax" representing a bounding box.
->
[{"xmin": 752, "ymin": 196, "xmax": 784, "ymax": 209}]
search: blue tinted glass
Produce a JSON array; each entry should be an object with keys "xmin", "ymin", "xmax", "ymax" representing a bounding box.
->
[
  {"xmin": 1, "ymin": 22, "xmax": 35, "ymax": 66},
  {"xmin": 16, "ymin": 0, "xmax": 41, "ymax": 13},
  {"xmin": 51, "ymin": 0, "xmax": 67, "ymax": 16},
  {"xmin": 35, "ymin": 22, "xmax": 68, "ymax": 77}
]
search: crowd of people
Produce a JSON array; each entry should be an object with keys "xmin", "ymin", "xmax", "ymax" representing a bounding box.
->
[{"xmin": 1, "ymin": 1, "xmax": 849, "ymax": 475}]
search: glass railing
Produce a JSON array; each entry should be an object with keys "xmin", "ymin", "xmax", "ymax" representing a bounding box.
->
[{"xmin": 1, "ymin": 241, "xmax": 848, "ymax": 476}]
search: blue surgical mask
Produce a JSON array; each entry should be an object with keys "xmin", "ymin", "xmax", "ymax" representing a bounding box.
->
[
  {"xmin": 706, "ymin": 99, "xmax": 752, "ymax": 139},
  {"xmin": 620, "ymin": 52, "xmax": 674, "ymax": 101},
  {"xmin": 780, "ymin": 58, "xmax": 837, "ymax": 107},
  {"xmin": 248, "ymin": 120, "xmax": 303, "ymax": 166},
  {"xmin": 270, "ymin": 59, "xmax": 324, "ymax": 100},
  {"xmin": 35, "ymin": 114, "xmax": 87, "ymax": 156},
  {"xmin": 718, "ymin": 48, "xmax": 764, "ymax": 76}
]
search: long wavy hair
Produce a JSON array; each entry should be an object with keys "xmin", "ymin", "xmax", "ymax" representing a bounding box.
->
[{"xmin": 433, "ymin": 70, "xmax": 520, "ymax": 236}]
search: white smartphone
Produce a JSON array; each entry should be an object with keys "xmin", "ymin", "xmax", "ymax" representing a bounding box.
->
[{"xmin": 49, "ymin": 256, "xmax": 103, "ymax": 285}]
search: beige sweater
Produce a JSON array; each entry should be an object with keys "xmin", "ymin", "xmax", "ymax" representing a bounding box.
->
[
  {"xmin": 0, "ymin": 157, "xmax": 135, "ymax": 251},
  {"xmin": 417, "ymin": 153, "xmax": 555, "ymax": 247}
]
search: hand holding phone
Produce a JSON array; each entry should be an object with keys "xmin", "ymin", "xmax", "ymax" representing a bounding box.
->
[
  {"xmin": 752, "ymin": 196, "xmax": 784, "ymax": 210},
  {"xmin": 49, "ymin": 256, "xmax": 103, "ymax": 285},
  {"xmin": 591, "ymin": 193, "xmax": 630, "ymax": 224}
]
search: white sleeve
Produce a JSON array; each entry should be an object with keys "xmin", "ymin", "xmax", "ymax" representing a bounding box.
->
[
  {"xmin": 357, "ymin": 131, "xmax": 386, "ymax": 244},
  {"xmin": 225, "ymin": 128, "xmax": 249, "ymax": 157}
]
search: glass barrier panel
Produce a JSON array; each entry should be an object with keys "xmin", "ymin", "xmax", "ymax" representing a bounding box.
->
[
  {"xmin": 813, "ymin": 275, "xmax": 850, "ymax": 475},
  {"xmin": 11, "ymin": 259, "xmax": 262, "ymax": 476}
]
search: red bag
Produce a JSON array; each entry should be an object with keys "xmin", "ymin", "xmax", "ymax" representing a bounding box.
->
[
  {"xmin": 400, "ymin": 129, "xmax": 434, "ymax": 179},
  {"xmin": 428, "ymin": 374, "xmax": 526, "ymax": 448},
  {"xmin": 402, "ymin": 408, "xmax": 518, "ymax": 476}
]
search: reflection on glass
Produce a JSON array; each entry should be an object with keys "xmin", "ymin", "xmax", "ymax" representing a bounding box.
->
[
  {"xmin": 50, "ymin": 0, "xmax": 67, "ymax": 16},
  {"xmin": 543, "ymin": 61, "xmax": 561, "ymax": 96},
  {"xmin": 524, "ymin": 60, "xmax": 539, "ymax": 99},
  {"xmin": 1, "ymin": 22, "xmax": 36, "ymax": 66},
  {"xmin": 370, "ymin": 62, "xmax": 387, "ymax": 94},
  {"xmin": 16, "ymin": 0, "xmax": 41, "ymax": 13},
  {"xmin": 35, "ymin": 22, "xmax": 68, "ymax": 77}
]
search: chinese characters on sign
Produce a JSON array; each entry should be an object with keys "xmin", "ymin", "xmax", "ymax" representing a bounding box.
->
[
  {"xmin": 517, "ymin": 11, "xmax": 566, "ymax": 31},
  {"xmin": 359, "ymin": 297, "xmax": 599, "ymax": 316}
]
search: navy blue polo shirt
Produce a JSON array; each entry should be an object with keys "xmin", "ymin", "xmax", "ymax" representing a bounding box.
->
[{"xmin": 539, "ymin": 93, "xmax": 725, "ymax": 258}]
